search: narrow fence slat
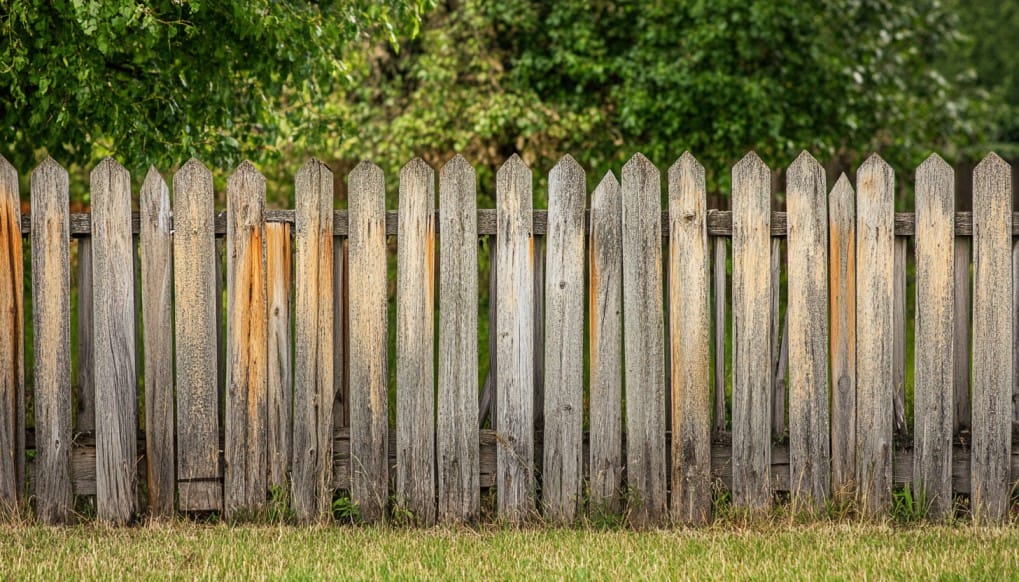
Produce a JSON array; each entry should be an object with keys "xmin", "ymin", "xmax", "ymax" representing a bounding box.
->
[
  {"xmin": 770, "ymin": 239, "xmax": 784, "ymax": 439},
  {"xmin": 971, "ymin": 153, "xmax": 1013, "ymax": 523},
  {"xmin": 669, "ymin": 153, "xmax": 711, "ymax": 524},
  {"xmin": 332, "ymin": 240, "xmax": 347, "ymax": 430},
  {"xmin": 173, "ymin": 159, "xmax": 221, "ymax": 512},
  {"xmin": 533, "ymin": 237, "xmax": 545, "ymax": 436},
  {"xmin": 0, "ymin": 155, "xmax": 25, "ymax": 508},
  {"xmin": 396, "ymin": 158, "xmax": 437, "ymax": 526},
  {"xmin": 829, "ymin": 175, "xmax": 856, "ymax": 498},
  {"xmin": 712, "ymin": 238, "xmax": 728, "ymax": 433},
  {"xmin": 224, "ymin": 162, "xmax": 268, "ymax": 518},
  {"xmin": 621, "ymin": 153, "xmax": 667, "ymax": 525},
  {"xmin": 91, "ymin": 158, "xmax": 138, "ymax": 524},
  {"xmin": 893, "ymin": 238, "xmax": 907, "ymax": 435},
  {"xmin": 266, "ymin": 223, "xmax": 292, "ymax": 491},
  {"xmin": 437, "ymin": 155, "xmax": 480, "ymax": 523},
  {"xmin": 76, "ymin": 238, "xmax": 95, "ymax": 433},
  {"xmin": 31, "ymin": 158, "xmax": 72, "ymax": 523},
  {"xmin": 140, "ymin": 168, "xmax": 174, "ymax": 517},
  {"xmin": 541, "ymin": 155, "xmax": 585, "ymax": 524},
  {"xmin": 953, "ymin": 238, "xmax": 971, "ymax": 433},
  {"xmin": 495, "ymin": 155, "xmax": 535, "ymax": 523},
  {"xmin": 348, "ymin": 161, "xmax": 389, "ymax": 524},
  {"xmin": 292, "ymin": 160, "xmax": 334, "ymax": 522},
  {"xmin": 855, "ymin": 154, "xmax": 895, "ymax": 515},
  {"xmin": 732, "ymin": 152, "xmax": 772, "ymax": 511},
  {"xmin": 588, "ymin": 172, "xmax": 622, "ymax": 514},
  {"xmin": 913, "ymin": 154, "xmax": 954, "ymax": 519},
  {"xmin": 786, "ymin": 152, "xmax": 829, "ymax": 507}
]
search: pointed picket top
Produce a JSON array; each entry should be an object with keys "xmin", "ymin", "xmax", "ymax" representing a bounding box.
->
[
  {"xmin": 90, "ymin": 156, "xmax": 129, "ymax": 180},
  {"xmin": 296, "ymin": 157, "xmax": 332, "ymax": 181},
  {"xmin": 230, "ymin": 160, "xmax": 264, "ymax": 183},
  {"xmin": 0, "ymin": 153, "xmax": 17, "ymax": 207},
  {"xmin": 859, "ymin": 152, "xmax": 891, "ymax": 175},
  {"xmin": 401, "ymin": 156, "xmax": 434, "ymax": 178},
  {"xmin": 830, "ymin": 173, "xmax": 854, "ymax": 203},
  {"xmin": 497, "ymin": 153, "xmax": 531, "ymax": 180},
  {"xmin": 789, "ymin": 150, "xmax": 821, "ymax": 174},
  {"xmin": 32, "ymin": 156, "xmax": 67, "ymax": 181},
  {"xmin": 669, "ymin": 152, "xmax": 706, "ymax": 203},
  {"xmin": 549, "ymin": 155, "xmax": 585, "ymax": 204},
  {"xmin": 974, "ymin": 151, "xmax": 1010, "ymax": 176},
  {"xmin": 551, "ymin": 154, "xmax": 584, "ymax": 179},
  {"xmin": 497, "ymin": 154, "xmax": 532, "ymax": 217},
  {"xmin": 178, "ymin": 157, "xmax": 211, "ymax": 178},
  {"xmin": 141, "ymin": 167, "xmax": 170, "ymax": 222},
  {"xmin": 349, "ymin": 160, "xmax": 385, "ymax": 203},
  {"xmin": 916, "ymin": 154, "xmax": 954, "ymax": 209},
  {"xmin": 0, "ymin": 153, "xmax": 13, "ymax": 176},
  {"xmin": 787, "ymin": 151, "xmax": 825, "ymax": 202},
  {"xmin": 917, "ymin": 152, "xmax": 951, "ymax": 176},
  {"xmin": 227, "ymin": 160, "xmax": 265, "ymax": 228},
  {"xmin": 442, "ymin": 153, "xmax": 474, "ymax": 177},
  {"xmin": 591, "ymin": 171, "xmax": 620, "ymax": 211},
  {"xmin": 733, "ymin": 150, "xmax": 768, "ymax": 174},
  {"xmin": 857, "ymin": 154, "xmax": 894, "ymax": 207}
]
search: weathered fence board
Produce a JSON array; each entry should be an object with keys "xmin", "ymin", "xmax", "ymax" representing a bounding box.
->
[
  {"xmin": 731, "ymin": 152, "xmax": 772, "ymax": 511},
  {"xmin": 621, "ymin": 153, "xmax": 667, "ymax": 526},
  {"xmin": 76, "ymin": 238, "xmax": 95, "ymax": 434},
  {"xmin": 0, "ymin": 155, "xmax": 25, "ymax": 509},
  {"xmin": 91, "ymin": 158, "xmax": 138, "ymax": 524},
  {"xmin": 785, "ymin": 152, "xmax": 829, "ymax": 508},
  {"xmin": 541, "ymin": 155, "xmax": 585, "ymax": 524},
  {"xmin": 970, "ymin": 153, "xmax": 1013, "ymax": 523},
  {"xmin": 668, "ymin": 153, "xmax": 711, "ymax": 524},
  {"xmin": 266, "ymin": 222, "xmax": 292, "ymax": 491},
  {"xmin": 828, "ymin": 175, "xmax": 856, "ymax": 499},
  {"xmin": 913, "ymin": 154, "xmax": 955, "ymax": 520},
  {"xmin": 396, "ymin": 158, "xmax": 436, "ymax": 526},
  {"xmin": 588, "ymin": 171, "xmax": 622, "ymax": 515},
  {"xmin": 495, "ymin": 155, "xmax": 535, "ymax": 523},
  {"xmin": 437, "ymin": 155, "xmax": 480, "ymax": 523}
]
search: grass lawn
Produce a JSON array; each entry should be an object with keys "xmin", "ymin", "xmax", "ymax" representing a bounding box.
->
[{"xmin": 2, "ymin": 522, "xmax": 1017, "ymax": 579}]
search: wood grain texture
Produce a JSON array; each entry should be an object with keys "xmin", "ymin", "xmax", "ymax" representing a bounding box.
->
[
  {"xmin": 437, "ymin": 155, "xmax": 480, "ymax": 523},
  {"xmin": 912, "ymin": 154, "xmax": 955, "ymax": 519},
  {"xmin": 770, "ymin": 239, "xmax": 784, "ymax": 440},
  {"xmin": 855, "ymin": 154, "xmax": 895, "ymax": 516},
  {"xmin": 0, "ymin": 155, "xmax": 25, "ymax": 509},
  {"xmin": 828, "ymin": 175, "xmax": 856, "ymax": 498},
  {"xmin": 893, "ymin": 238, "xmax": 907, "ymax": 435},
  {"xmin": 140, "ymin": 168, "xmax": 174, "ymax": 517},
  {"xmin": 495, "ymin": 154, "xmax": 535, "ymax": 523},
  {"xmin": 588, "ymin": 172, "xmax": 622, "ymax": 514},
  {"xmin": 224, "ymin": 162, "xmax": 268, "ymax": 518},
  {"xmin": 713, "ymin": 238, "xmax": 728, "ymax": 434},
  {"xmin": 731, "ymin": 152, "xmax": 773, "ymax": 511},
  {"xmin": 292, "ymin": 159, "xmax": 334, "ymax": 522},
  {"xmin": 90, "ymin": 158, "xmax": 138, "ymax": 524},
  {"xmin": 668, "ymin": 153, "xmax": 711, "ymax": 524},
  {"xmin": 348, "ymin": 161, "xmax": 389, "ymax": 524},
  {"xmin": 396, "ymin": 158, "xmax": 436, "ymax": 526},
  {"xmin": 76, "ymin": 238, "xmax": 95, "ymax": 433},
  {"xmin": 541, "ymin": 155, "xmax": 585, "ymax": 524},
  {"xmin": 970, "ymin": 153, "xmax": 1013, "ymax": 523},
  {"xmin": 31, "ymin": 158, "xmax": 73, "ymax": 523},
  {"xmin": 266, "ymin": 222, "xmax": 292, "ymax": 491},
  {"xmin": 953, "ymin": 238, "xmax": 971, "ymax": 434},
  {"xmin": 621, "ymin": 153, "xmax": 667, "ymax": 525},
  {"xmin": 332, "ymin": 240, "xmax": 347, "ymax": 430}
]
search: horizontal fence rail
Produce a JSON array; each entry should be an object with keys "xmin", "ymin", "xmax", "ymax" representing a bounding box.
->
[{"xmin": 1, "ymin": 151, "xmax": 1018, "ymax": 526}]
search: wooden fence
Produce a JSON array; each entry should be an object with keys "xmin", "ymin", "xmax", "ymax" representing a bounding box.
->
[{"xmin": 0, "ymin": 151, "xmax": 1017, "ymax": 526}]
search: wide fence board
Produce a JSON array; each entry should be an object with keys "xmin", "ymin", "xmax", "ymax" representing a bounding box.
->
[
  {"xmin": 541, "ymin": 155, "xmax": 585, "ymax": 524},
  {"xmin": 913, "ymin": 154, "xmax": 955, "ymax": 520},
  {"xmin": 395, "ymin": 158, "xmax": 436, "ymax": 526},
  {"xmin": 91, "ymin": 158, "xmax": 138, "ymax": 524},
  {"xmin": 31, "ymin": 158, "xmax": 73, "ymax": 524},
  {"xmin": 668, "ymin": 153, "xmax": 711, "ymax": 524},
  {"xmin": 970, "ymin": 153, "xmax": 1013, "ymax": 523},
  {"xmin": 437, "ymin": 155, "xmax": 480, "ymax": 524},
  {"xmin": 785, "ymin": 152, "xmax": 829, "ymax": 507},
  {"xmin": 732, "ymin": 152, "xmax": 772, "ymax": 511},
  {"xmin": 828, "ymin": 175, "xmax": 856, "ymax": 499},
  {"xmin": 266, "ymin": 223, "xmax": 292, "ymax": 491},
  {"xmin": 76, "ymin": 238, "xmax": 95, "ymax": 434},
  {"xmin": 140, "ymin": 168, "xmax": 174, "ymax": 517},
  {"xmin": 495, "ymin": 155, "xmax": 535, "ymax": 523},
  {"xmin": 712, "ymin": 238, "xmax": 728, "ymax": 434},
  {"xmin": 0, "ymin": 155, "xmax": 25, "ymax": 508}
]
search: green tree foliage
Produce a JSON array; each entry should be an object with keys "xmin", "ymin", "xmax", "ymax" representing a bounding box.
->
[{"xmin": 0, "ymin": 0, "xmax": 429, "ymax": 172}]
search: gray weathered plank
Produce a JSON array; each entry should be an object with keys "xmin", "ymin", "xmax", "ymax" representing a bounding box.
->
[
  {"xmin": 437, "ymin": 155, "xmax": 480, "ymax": 523},
  {"xmin": 541, "ymin": 155, "xmax": 585, "ymax": 524},
  {"xmin": 912, "ymin": 154, "xmax": 955, "ymax": 520},
  {"xmin": 785, "ymin": 152, "xmax": 829, "ymax": 508},
  {"xmin": 621, "ymin": 153, "xmax": 667, "ymax": 525},
  {"xmin": 266, "ymin": 222, "xmax": 292, "ymax": 491},
  {"xmin": 713, "ymin": 238, "xmax": 728, "ymax": 433},
  {"xmin": 0, "ymin": 155, "xmax": 25, "ymax": 509},
  {"xmin": 829, "ymin": 175, "xmax": 856, "ymax": 499},
  {"xmin": 855, "ymin": 154, "xmax": 895, "ymax": 516},
  {"xmin": 668, "ymin": 153, "xmax": 712, "ymax": 524},
  {"xmin": 292, "ymin": 159, "xmax": 334, "ymax": 522},
  {"xmin": 224, "ymin": 162, "xmax": 268, "ymax": 518},
  {"xmin": 970, "ymin": 153, "xmax": 1013, "ymax": 523},
  {"xmin": 173, "ymin": 158, "xmax": 221, "ymax": 512},
  {"xmin": 140, "ymin": 167, "xmax": 174, "ymax": 517},
  {"xmin": 348, "ymin": 161, "xmax": 389, "ymax": 524},
  {"xmin": 31, "ymin": 158, "xmax": 73, "ymax": 523},
  {"xmin": 731, "ymin": 152, "xmax": 773, "ymax": 511},
  {"xmin": 90, "ymin": 158, "xmax": 138, "ymax": 524},
  {"xmin": 76, "ymin": 238, "xmax": 95, "ymax": 434},
  {"xmin": 954, "ymin": 238, "xmax": 971, "ymax": 434},
  {"xmin": 495, "ymin": 154, "xmax": 535, "ymax": 523},
  {"xmin": 893, "ymin": 238, "xmax": 907, "ymax": 435},
  {"xmin": 396, "ymin": 158, "xmax": 437, "ymax": 526}
]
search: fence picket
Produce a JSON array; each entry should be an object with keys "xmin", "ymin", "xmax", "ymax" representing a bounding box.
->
[
  {"xmin": 669, "ymin": 152, "xmax": 711, "ymax": 524},
  {"xmin": 0, "ymin": 156, "xmax": 25, "ymax": 509},
  {"xmin": 622, "ymin": 153, "xmax": 667, "ymax": 525},
  {"xmin": 828, "ymin": 175, "xmax": 856, "ymax": 498},
  {"xmin": 732, "ymin": 152, "xmax": 772, "ymax": 511},
  {"xmin": 713, "ymin": 238, "xmax": 728, "ymax": 434},
  {"xmin": 971, "ymin": 153, "xmax": 1013, "ymax": 523},
  {"xmin": 770, "ymin": 239, "xmax": 784, "ymax": 439},
  {"xmin": 76, "ymin": 238, "xmax": 95, "ymax": 434},
  {"xmin": 266, "ymin": 223, "xmax": 292, "ymax": 491}
]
